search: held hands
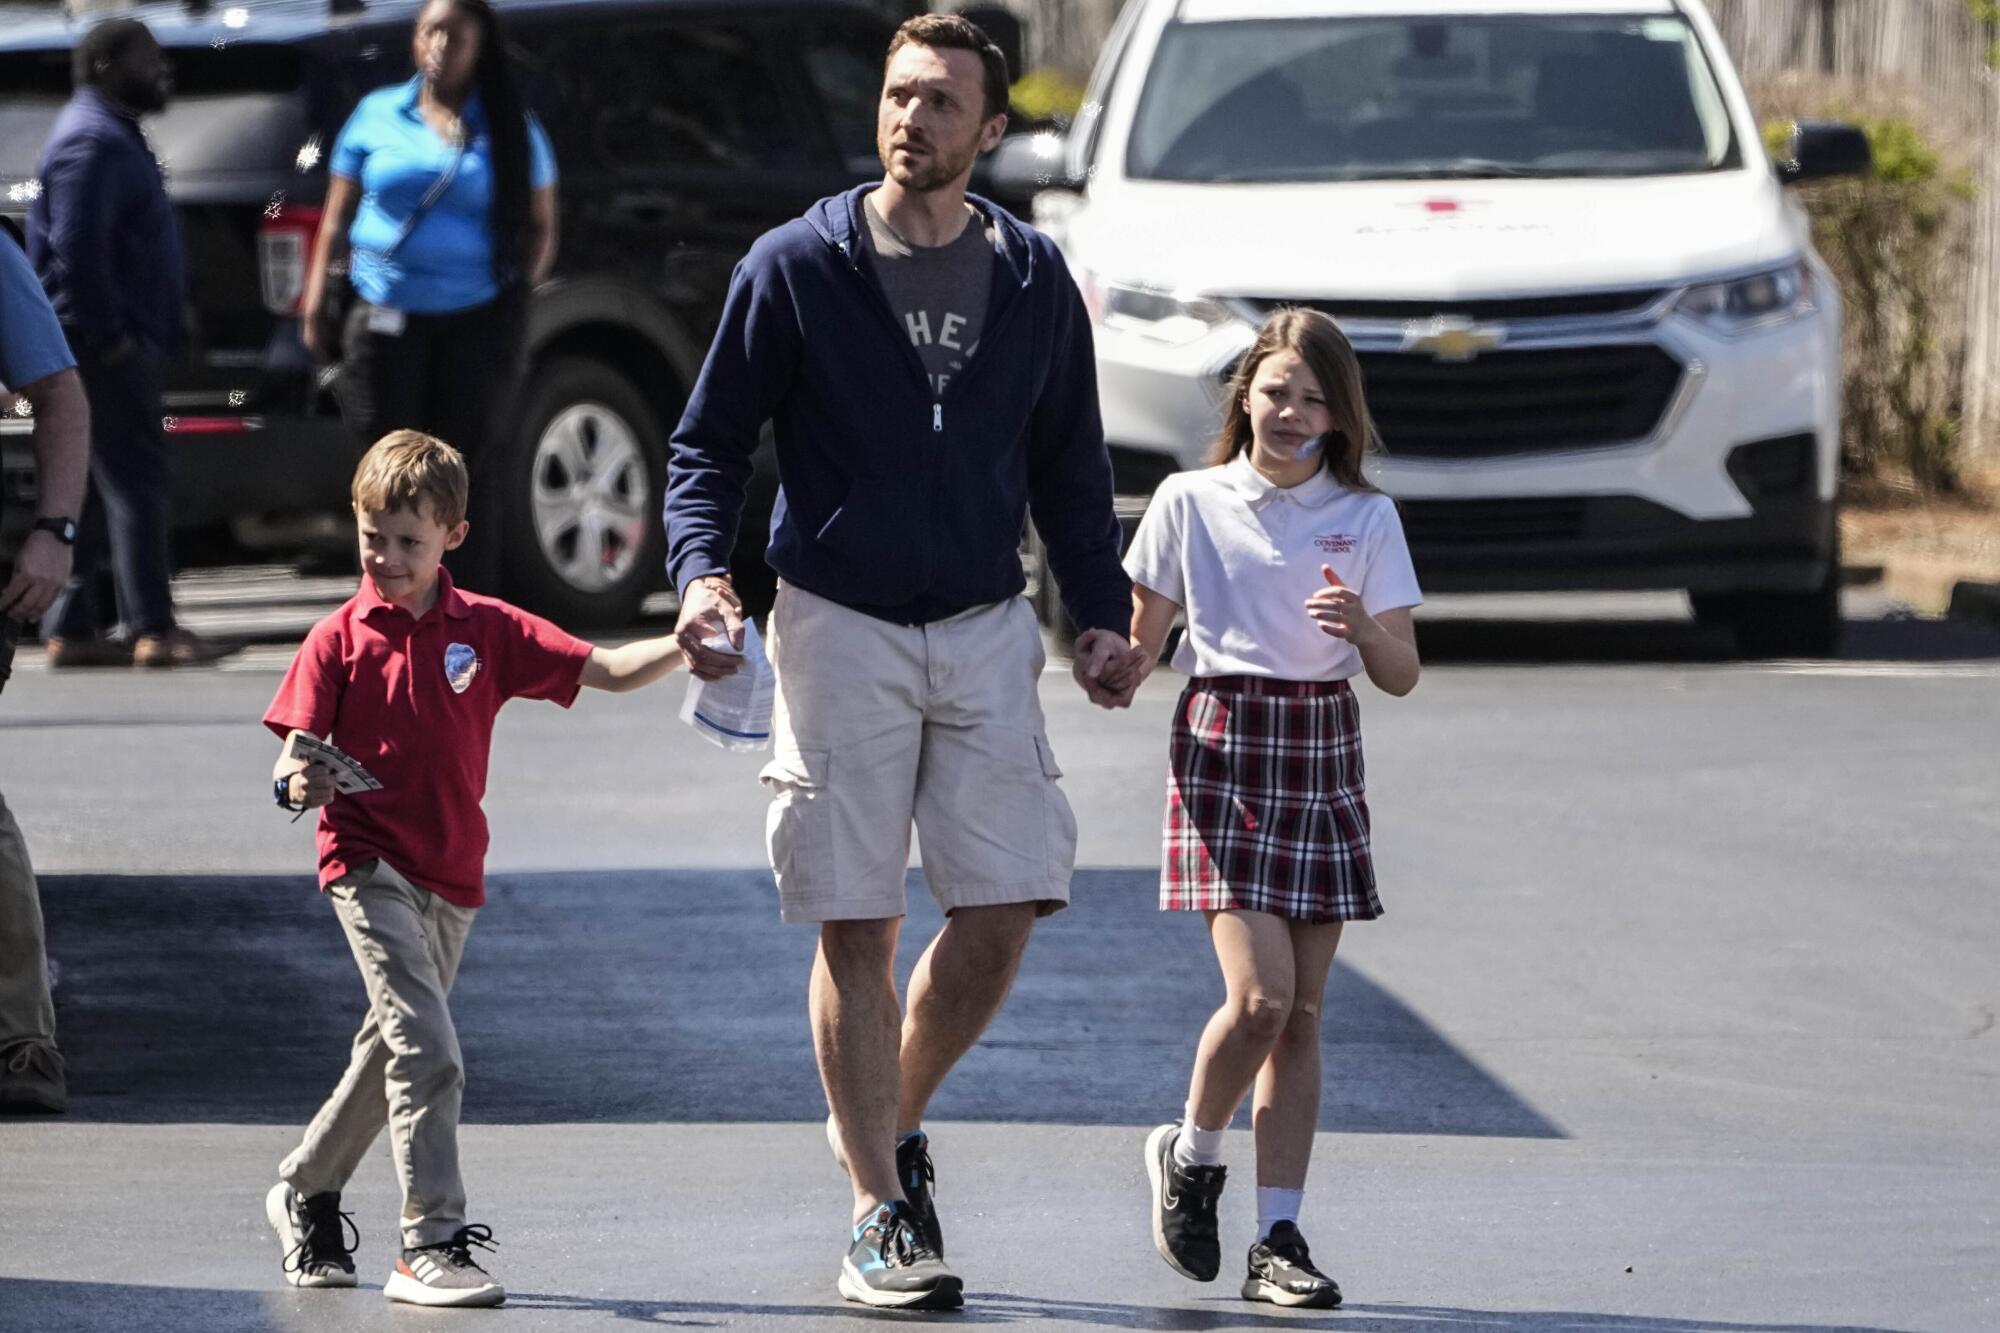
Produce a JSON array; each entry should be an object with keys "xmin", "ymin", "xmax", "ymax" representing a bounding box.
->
[
  {"xmin": 674, "ymin": 575, "xmax": 746, "ymax": 681},
  {"xmin": 1305, "ymin": 565, "xmax": 1384, "ymax": 647},
  {"xmin": 1072, "ymin": 628, "xmax": 1149, "ymax": 710}
]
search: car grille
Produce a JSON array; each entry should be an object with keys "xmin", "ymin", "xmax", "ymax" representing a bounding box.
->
[
  {"xmin": 1238, "ymin": 290, "xmax": 1668, "ymax": 322},
  {"xmin": 1397, "ymin": 496, "xmax": 1590, "ymax": 546},
  {"xmin": 1357, "ymin": 344, "xmax": 1683, "ymax": 458}
]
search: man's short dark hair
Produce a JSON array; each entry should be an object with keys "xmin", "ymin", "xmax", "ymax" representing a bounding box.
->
[
  {"xmin": 73, "ymin": 18, "xmax": 152, "ymax": 88},
  {"xmin": 886, "ymin": 14, "xmax": 1011, "ymax": 122}
]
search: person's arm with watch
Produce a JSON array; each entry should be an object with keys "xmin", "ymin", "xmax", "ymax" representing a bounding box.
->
[
  {"xmin": 0, "ymin": 364, "xmax": 89, "ymax": 624},
  {"xmin": 271, "ymin": 734, "xmax": 338, "ymax": 815}
]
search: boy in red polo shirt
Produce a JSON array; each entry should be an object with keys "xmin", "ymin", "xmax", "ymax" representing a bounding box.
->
[{"xmin": 259, "ymin": 430, "xmax": 681, "ymax": 1309}]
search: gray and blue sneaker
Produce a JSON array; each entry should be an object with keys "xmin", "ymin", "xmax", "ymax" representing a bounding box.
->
[
  {"xmin": 836, "ymin": 1200, "xmax": 963, "ymax": 1310},
  {"xmin": 826, "ymin": 1116, "xmax": 945, "ymax": 1257}
]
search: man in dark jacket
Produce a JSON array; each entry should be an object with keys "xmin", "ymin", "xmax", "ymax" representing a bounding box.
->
[
  {"xmin": 27, "ymin": 18, "xmax": 228, "ymax": 668},
  {"xmin": 664, "ymin": 13, "xmax": 1140, "ymax": 1311}
]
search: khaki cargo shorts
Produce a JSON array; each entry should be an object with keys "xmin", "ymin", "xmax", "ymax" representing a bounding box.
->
[{"xmin": 759, "ymin": 582, "xmax": 1077, "ymax": 924}]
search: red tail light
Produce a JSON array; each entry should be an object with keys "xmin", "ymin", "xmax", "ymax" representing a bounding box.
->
[{"xmin": 257, "ymin": 202, "xmax": 324, "ymax": 315}]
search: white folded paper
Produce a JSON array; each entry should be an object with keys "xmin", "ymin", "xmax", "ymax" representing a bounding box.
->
[
  {"xmin": 283, "ymin": 729, "xmax": 384, "ymax": 793},
  {"xmin": 678, "ymin": 618, "xmax": 774, "ymax": 751}
]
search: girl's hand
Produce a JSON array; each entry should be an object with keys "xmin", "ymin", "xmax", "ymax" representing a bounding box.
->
[{"xmin": 1305, "ymin": 564, "xmax": 1383, "ymax": 646}]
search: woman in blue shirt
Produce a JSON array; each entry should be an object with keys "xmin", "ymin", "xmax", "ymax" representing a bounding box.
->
[{"xmin": 301, "ymin": 0, "xmax": 558, "ymax": 595}]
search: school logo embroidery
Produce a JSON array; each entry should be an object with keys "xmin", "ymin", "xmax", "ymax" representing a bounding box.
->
[
  {"xmin": 1313, "ymin": 533, "xmax": 1359, "ymax": 555},
  {"xmin": 444, "ymin": 643, "xmax": 480, "ymax": 694}
]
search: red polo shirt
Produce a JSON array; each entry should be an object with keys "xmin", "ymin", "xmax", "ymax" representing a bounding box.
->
[{"xmin": 263, "ymin": 570, "xmax": 593, "ymax": 908}]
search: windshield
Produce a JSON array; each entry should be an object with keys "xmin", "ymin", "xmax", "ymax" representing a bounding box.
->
[{"xmin": 1126, "ymin": 14, "xmax": 1737, "ymax": 183}]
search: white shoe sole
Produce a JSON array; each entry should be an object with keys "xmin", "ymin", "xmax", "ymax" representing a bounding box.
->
[
  {"xmin": 1243, "ymin": 1276, "xmax": 1341, "ymax": 1309},
  {"xmin": 836, "ymin": 1257, "xmax": 962, "ymax": 1309},
  {"xmin": 1144, "ymin": 1122, "xmax": 1212, "ymax": 1282},
  {"xmin": 265, "ymin": 1183, "xmax": 356, "ymax": 1289},
  {"xmin": 383, "ymin": 1268, "xmax": 505, "ymax": 1308}
]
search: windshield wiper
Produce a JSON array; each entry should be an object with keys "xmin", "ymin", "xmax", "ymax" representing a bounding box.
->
[{"xmin": 1360, "ymin": 161, "xmax": 1565, "ymax": 180}]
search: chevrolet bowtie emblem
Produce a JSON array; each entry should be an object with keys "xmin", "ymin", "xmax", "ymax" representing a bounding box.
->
[{"xmin": 1402, "ymin": 317, "xmax": 1504, "ymax": 362}]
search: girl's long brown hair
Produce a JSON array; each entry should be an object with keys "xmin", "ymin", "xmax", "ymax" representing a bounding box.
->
[{"xmin": 1206, "ymin": 307, "xmax": 1381, "ymax": 492}]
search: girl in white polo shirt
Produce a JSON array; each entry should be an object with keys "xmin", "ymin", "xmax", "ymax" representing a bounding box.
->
[{"xmin": 1119, "ymin": 307, "xmax": 1422, "ymax": 1309}]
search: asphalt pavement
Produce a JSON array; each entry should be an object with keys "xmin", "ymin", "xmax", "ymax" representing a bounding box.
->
[{"xmin": 1, "ymin": 580, "xmax": 1996, "ymax": 1331}]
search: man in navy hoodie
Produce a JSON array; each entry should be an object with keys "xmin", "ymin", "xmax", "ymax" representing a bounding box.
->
[
  {"xmin": 664, "ymin": 13, "xmax": 1139, "ymax": 1311},
  {"xmin": 27, "ymin": 19, "xmax": 229, "ymax": 670}
]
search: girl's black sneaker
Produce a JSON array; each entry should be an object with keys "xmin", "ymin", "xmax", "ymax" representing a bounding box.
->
[
  {"xmin": 1242, "ymin": 1221, "xmax": 1342, "ymax": 1308},
  {"xmin": 1144, "ymin": 1121, "xmax": 1227, "ymax": 1281}
]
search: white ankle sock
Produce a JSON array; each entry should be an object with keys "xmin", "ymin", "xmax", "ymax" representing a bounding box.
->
[
  {"xmin": 1257, "ymin": 1187, "xmax": 1304, "ymax": 1239},
  {"xmin": 1174, "ymin": 1108, "xmax": 1227, "ymax": 1168}
]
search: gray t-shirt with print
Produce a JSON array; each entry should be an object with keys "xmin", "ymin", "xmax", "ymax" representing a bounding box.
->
[{"xmin": 862, "ymin": 195, "xmax": 996, "ymax": 397}]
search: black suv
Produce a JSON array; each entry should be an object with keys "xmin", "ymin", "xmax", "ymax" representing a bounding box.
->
[{"xmin": 0, "ymin": 0, "xmax": 917, "ymax": 625}]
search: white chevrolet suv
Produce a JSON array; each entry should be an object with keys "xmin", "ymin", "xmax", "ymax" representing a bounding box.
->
[{"xmin": 997, "ymin": 0, "xmax": 1870, "ymax": 656}]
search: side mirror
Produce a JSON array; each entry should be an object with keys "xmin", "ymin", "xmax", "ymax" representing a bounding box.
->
[
  {"xmin": 988, "ymin": 130, "xmax": 1081, "ymax": 197},
  {"xmin": 1777, "ymin": 121, "xmax": 1871, "ymax": 185}
]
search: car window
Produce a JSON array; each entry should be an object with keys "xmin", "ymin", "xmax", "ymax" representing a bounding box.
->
[
  {"xmin": 1127, "ymin": 15, "xmax": 1738, "ymax": 183},
  {"xmin": 539, "ymin": 22, "xmax": 807, "ymax": 172},
  {"xmin": 799, "ymin": 22, "xmax": 885, "ymax": 174},
  {"xmin": 1072, "ymin": 0, "xmax": 1147, "ymax": 179},
  {"xmin": 0, "ymin": 44, "xmax": 314, "ymax": 183}
]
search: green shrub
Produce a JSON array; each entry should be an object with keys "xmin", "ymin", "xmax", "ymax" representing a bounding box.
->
[{"xmin": 1768, "ymin": 114, "xmax": 1978, "ymax": 492}]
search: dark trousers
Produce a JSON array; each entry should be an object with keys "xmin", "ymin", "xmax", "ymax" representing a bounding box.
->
[
  {"xmin": 45, "ymin": 344, "xmax": 174, "ymax": 641},
  {"xmin": 336, "ymin": 296, "xmax": 523, "ymax": 597}
]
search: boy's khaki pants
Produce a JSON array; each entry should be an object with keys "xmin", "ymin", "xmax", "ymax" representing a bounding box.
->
[{"xmin": 281, "ymin": 860, "xmax": 476, "ymax": 1249}]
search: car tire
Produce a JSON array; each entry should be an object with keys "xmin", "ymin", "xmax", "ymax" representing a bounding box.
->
[
  {"xmin": 1728, "ymin": 571, "xmax": 1842, "ymax": 659},
  {"xmin": 504, "ymin": 357, "xmax": 667, "ymax": 629}
]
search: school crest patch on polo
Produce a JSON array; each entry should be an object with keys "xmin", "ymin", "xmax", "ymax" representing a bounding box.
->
[{"xmin": 444, "ymin": 643, "xmax": 480, "ymax": 694}]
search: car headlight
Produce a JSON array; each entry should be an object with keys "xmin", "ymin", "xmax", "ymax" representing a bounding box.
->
[
  {"xmin": 1083, "ymin": 273, "xmax": 1239, "ymax": 346},
  {"xmin": 1675, "ymin": 262, "xmax": 1814, "ymax": 335}
]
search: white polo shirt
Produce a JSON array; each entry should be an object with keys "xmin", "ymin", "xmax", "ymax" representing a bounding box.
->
[{"xmin": 1124, "ymin": 455, "xmax": 1423, "ymax": 682}]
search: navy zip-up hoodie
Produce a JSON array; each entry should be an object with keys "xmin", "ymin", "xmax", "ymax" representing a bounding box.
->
[{"xmin": 664, "ymin": 184, "xmax": 1130, "ymax": 635}]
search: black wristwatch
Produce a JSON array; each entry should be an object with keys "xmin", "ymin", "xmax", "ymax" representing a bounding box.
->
[
  {"xmin": 274, "ymin": 775, "xmax": 302, "ymax": 811},
  {"xmin": 32, "ymin": 516, "xmax": 77, "ymax": 545}
]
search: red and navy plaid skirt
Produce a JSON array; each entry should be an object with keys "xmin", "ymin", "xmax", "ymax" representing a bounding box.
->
[{"xmin": 1163, "ymin": 675, "xmax": 1381, "ymax": 922}]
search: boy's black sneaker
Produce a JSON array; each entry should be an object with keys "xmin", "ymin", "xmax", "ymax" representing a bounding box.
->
[
  {"xmin": 1144, "ymin": 1121, "xmax": 1226, "ymax": 1282},
  {"xmin": 825, "ymin": 1115, "xmax": 945, "ymax": 1257},
  {"xmin": 1243, "ymin": 1221, "xmax": 1342, "ymax": 1308},
  {"xmin": 383, "ymin": 1224, "xmax": 505, "ymax": 1308},
  {"xmin": 836, "ymin": 1200, "xmax": 963, "ymax": 1310},
  {"xmin": 265, "ymin": 1183, "xmax": 358, "ymax": 1289}
]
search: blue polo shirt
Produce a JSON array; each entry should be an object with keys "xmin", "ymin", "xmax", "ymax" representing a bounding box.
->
[
  {"xmin": 0, "ymin": 233, "xmax": 76, "ymax": 392},
  {"xmin": 331, "ymin": 77, "xmax": 557, "ymax": 314}
]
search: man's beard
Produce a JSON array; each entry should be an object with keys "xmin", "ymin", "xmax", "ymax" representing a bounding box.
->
[
  {"xmin": 113, "ymin": 75, "xmax": 169, "ymax": 115},
  {"xmin": 878, "ymin": 133, "xmax": 978, "ymax": 193}
]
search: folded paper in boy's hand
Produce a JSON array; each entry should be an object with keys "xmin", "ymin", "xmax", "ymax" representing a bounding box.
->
[{"xmin": 284, "ymin": 729, "xmax": 384, "ymax": 794}]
